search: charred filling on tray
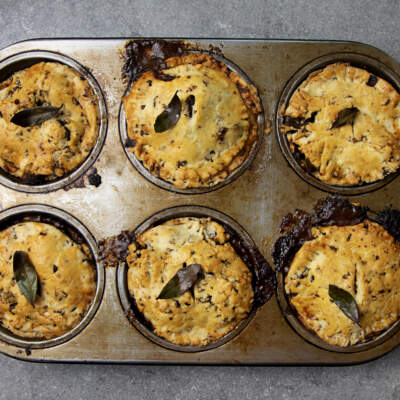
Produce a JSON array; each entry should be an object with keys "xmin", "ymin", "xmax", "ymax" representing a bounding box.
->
[
  {"xmin": 100, "ymin": 218, "xmax": 276, "ymax": 336},
  {"xmin": 272, "ymin": 197, "xmax": 369, "ymax": 274},
  {"xmin": 122, "ymin": 39, "xmax": 188, "ymax": 85},
  {"xmin": 273, "ymin": 197, "xmax": 400, "ymax": 345}
]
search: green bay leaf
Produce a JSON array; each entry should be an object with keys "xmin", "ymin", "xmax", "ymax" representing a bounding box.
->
[
  {"xmin": 330, "ymin": 107, "xmax": 359, "ymax": 129},
  {"xmin": 11, "ymin": 105, "xmax": 63, "ymax": 128},
  {"xmin": 157, "ymin": 263, "xmax": 203, "ymax": 299},
  {"xmin": 154, "ymin": 91, "xmax": 181, "ymax": 133},
  {"xmin": 13, "ymin": 251, "xmax": 39, "ymax": 307},
  {"xmin": 329, "ymin": 284, "xmax": 360, "ymax": 325}
]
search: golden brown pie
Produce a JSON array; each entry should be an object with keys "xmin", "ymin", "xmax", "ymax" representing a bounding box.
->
[
  {"xmin": 122, "ymin": 53, "xmax": 261, "ymax": 188},
  {"xmin": 126, "ymin": 217, "xmax": 254, "ymax": 346},
  {"xmin": 0, "ymin": 221, "xmax": 96, "ymax": 339},
  {"xmin": 285, "ymin": 221, "xmax": 400, "ymax": 346},
  {"xmin": 280, "ymin": 62, "xmax": 400, "ymax": 185},
  {"xmin": 0, "ymin": 62, "xmax": 99, "ymax": 182}
]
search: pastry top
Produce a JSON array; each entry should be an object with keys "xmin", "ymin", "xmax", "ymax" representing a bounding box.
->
[
  {"xmin": 126, "ymin": 217, "xmax": 254, "ymax": 346},
  {"xmin": 285, "ymin": 221, "xmax": 400, "ymax": 346},
  {"xmin": 280, "ymin": 62, "xmax": 400, "ymax": 186},
  {"xmin": 0, "ymin": 62, "xmax": 99, "ymax": 182},
  {"xmin": 122, "ymin": 53, "xmax": 261, "ymax": 188},
  {"xmin": 0, "ymin": 222, "xmax": 96, "ymax": 339}
]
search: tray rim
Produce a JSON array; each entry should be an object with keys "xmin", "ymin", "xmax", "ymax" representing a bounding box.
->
[{"xmin": 0, "ymin": 37, "xmax": 399, "ymax": 365}]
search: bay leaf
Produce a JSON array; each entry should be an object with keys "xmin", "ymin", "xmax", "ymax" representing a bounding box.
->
[
  {"xmin": 154, "ymin": 91, "xmax": 181, "ymax": 133},
  {"xmin": 13, "ymin": 251, "xmax": 39, "ymax": 307},
  {"xmin": 329, "ymin": 284, "xmax": 360, "ymax": 325},
  {"xmin": 157, "ymin": 263, "xmax": 203, "ymax": 299},
  {"xmin": 330, "ymin": 107, "xmax": 359, "ymax": 129},
  {"xmin": 11, "ymin": 105, "xmax": 63, "ymax": 128}
]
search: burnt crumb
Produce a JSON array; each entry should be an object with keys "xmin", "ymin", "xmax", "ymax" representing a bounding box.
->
[
  {"xmin": 141, "ymin": 105, "xmax": 146, "ymax": 110},
  {"xmin": 88, "ymin": 167, "xmax": 102, "ymax": 187},
  {"xmin": 282, "ymin": 111, "xmax": 318, "ymax": 129},
  {"xmin": 25, "ymin": 347, "xmax": 31, "ymax": 356},
  {"xmin": 366, "ymin": 75, "xmax": 378, "ymax": 87},
  {"xmin": 53, "ymin": 265, "xmax": 58, "ymax": 273},
  {"xmin": 272, "ymin": 197, "xmax": 368, "ymax": 274},
  {"xmin": 146, "ymin": 80, "xmax": 152, "ymax": 86},
  {"xmin": 329, "ymin": 246, "xmax": 338, "ymax": 252},
  {"xmin": 185, "ymin": 94, "xmax": 195, "ymax": 118},
  {"xmin": 122, "ymin": 39, "xmax": 187, "ymax": 84},
  {"xmin": 217, "ymin": 127, "xmax": 227, "ymax": 143},
  {"xmin": 177, "ymin": 160, "xmax": 187, "ymax": 168},
  {"xmin": 125, "ymin": 138, "xmax": 136, "ymax": 148},
  {"xmin": 64, "ymin": 126, "xmax": 71, "ymax": 141},
  {"xmin": 9, "ymin": 302, "xmax": 17, "ymax": 313}
]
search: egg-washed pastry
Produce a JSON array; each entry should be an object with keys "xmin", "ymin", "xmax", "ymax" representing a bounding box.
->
[
  {"xmin": 0, "ymin": 221, "xmax": 96, "ymax": 339},
  {"xmin": 0, "ymin": 62, "xmax": 99, "ymax": 182},
  {"xmin": 285, "ymin": 221, "xmax": 400, "ymax": 347},
  {"xmin": 126, "ymin": 217, "xmax": 254, "ymax": 346},
  {"xmin": 280, "ymin": 62, "xmax": 400, "ymax": 186},
  {"xmin": 122, "ymin": 53, "xmax": 262, "ymax": 188}
]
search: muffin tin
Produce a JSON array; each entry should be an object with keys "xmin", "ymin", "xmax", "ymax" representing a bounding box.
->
[{"xmin": 0, "ymin": 38, "xmax": 399, "ymax": 364}]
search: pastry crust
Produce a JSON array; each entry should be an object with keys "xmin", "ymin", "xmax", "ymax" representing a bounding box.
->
[
  {"xmin": 285, "ymin": 221, "xmax": 400, "ymax": 346},
  {"xmin": 126, "ymin": 217, "xmax": 254, "ymax": 346},
  {"xmin": 0, "ymin": 222, "xmax": 96, "ymax": 339},
  {"xmin": 122, "ymin": 53, "xmax": 261, "ymax": 188},
  {"xmin": 0, "ymin": 62, "xmax": 99, "ymax": 182},
  {"xmin": 281, "ymin": 63, "xmax": 400, "ymax": 185}
]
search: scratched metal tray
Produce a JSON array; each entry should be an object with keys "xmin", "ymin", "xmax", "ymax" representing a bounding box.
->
[{"xmin": 0, "ymin": 38, "xmax": 399, "ymax": 364}]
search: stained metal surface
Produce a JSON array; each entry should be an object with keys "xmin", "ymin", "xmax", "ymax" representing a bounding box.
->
[{"xmin": 0, "ymin": 38, "xmax": 399, "ymax": 364}]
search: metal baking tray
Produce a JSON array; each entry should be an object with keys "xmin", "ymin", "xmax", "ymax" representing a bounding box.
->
[{"xmin": 0, "ymin": 38, "xmax": 399, "ymax": 364}]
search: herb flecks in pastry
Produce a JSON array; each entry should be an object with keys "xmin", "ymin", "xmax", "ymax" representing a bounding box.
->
[{"xmin": 281, "ymin": 63, "xmax": 400, "ymax": 186}]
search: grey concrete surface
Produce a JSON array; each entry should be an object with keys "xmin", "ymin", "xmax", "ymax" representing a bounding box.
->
[{"xmin": 0, "ymin": 0, "xmax": 399, "ymax": 399}]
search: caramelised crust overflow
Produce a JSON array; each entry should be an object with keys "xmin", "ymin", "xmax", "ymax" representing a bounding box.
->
[
  {"xmin": 122, "ymin": 40, "xmax": 262, "ymax": 188},
  {"xmin": 0, "ymin": 62, "xmax": 99, "ymax": 183},
  {"xmin": 280, "ymin": 63, "xmax": 400, "ymax": 186},
  {"xmin": 126, "ymin": 217, "xmax": 254, "ymax": 346},
  {"xmin": 0, "ymin": 222, "xmax": 96, "ymax": 339},
  {"xmin": 273, "ymin": 198, "xmax": 400, "ymax": 347}
]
